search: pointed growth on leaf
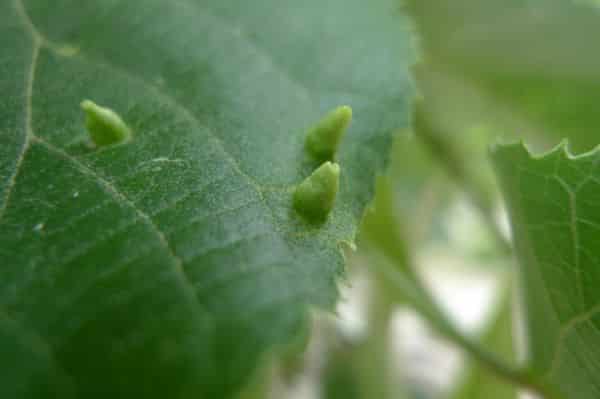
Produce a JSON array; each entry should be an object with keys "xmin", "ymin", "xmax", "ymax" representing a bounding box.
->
[
  {"xmin": 293, "ymin": 161, "xmax": 340, "ymax": 222},
  {"xmin": 81, "ymin": 99, "xmax": 132, "ymax": 147},
  {"xmin": 305, "ymin": 105, "xmax": 352, "ymax": 161}
]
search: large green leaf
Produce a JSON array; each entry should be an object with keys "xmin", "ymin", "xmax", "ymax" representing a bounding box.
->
[
  {"xmin": 492, "ymin": 142, "xmax": 600, "ymax": 398},
  {"xmin": 0, "ymin": 0, "xmax": 414, "ymax": 397},
  {"xmin": 406, "ymin": 0, "xmax": 600, "ymax": 153}
]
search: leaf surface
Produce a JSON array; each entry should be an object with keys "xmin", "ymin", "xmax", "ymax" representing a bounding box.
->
[
  {"xmin": 493, "ymin": 142, "xmax": 600, "ymax": 398},
  {"xmin": 0, "ymin": 0, "xmax": 415, "ymax": 397}
]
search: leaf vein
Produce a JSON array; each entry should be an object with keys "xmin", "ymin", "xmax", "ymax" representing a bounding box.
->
[
  {"xmin": 0, "ymin": 0, "xmax": 41, "ymax": 224},
  {"xmin": 31, "ymin": 137, "xmax": 201, "ymax": 309},
  {"xmin": 546, "ymin": 302, "xmax": 600, "ymax": 379}
]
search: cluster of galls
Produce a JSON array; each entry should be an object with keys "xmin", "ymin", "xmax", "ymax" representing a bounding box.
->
[{"xmin": 80, "ymin": 100, "xmax": 352, "ymax": 223}]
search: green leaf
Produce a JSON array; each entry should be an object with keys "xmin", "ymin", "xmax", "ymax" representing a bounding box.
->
[
  {"xmin": 0, "ymin": 0, "xmax": 414, "ymax": 397},
  {"xmin": 492, "ymin": 142, "xmax": 600, "ymax": 398},
  {"xmin": 406, "ymin": 0, "xmax": 600, "ymax": 153}
]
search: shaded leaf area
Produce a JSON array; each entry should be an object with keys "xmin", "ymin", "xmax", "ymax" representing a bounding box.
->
[
  {"xmin": 0, "ymin": 0, "xmax": 414, "ymax": 397},
  {"xmin": 493, "ymin": 143, "xmax": 600, "ymax": 398},
  {"xmin": 406, "ymin": 0, "xmax": 600, "ymax": 153}
]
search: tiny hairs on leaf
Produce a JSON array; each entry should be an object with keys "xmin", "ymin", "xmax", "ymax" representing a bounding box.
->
[
  {"xmin": 81, "ymin": 99, "xmax": 132, "ymax": 147},
  {"xmin": 293, "ymin": 161, "xmax": 340, "ymax": 222},
  {"xmin": 305, "ymin": 105, "xmax": 352, "ymax": 161}
]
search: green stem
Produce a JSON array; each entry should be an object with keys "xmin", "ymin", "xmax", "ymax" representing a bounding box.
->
[{"xmin": 374, "ymin": 259, "xmax": 565, "ymax": 399}]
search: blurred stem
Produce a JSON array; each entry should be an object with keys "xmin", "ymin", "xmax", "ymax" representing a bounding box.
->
[
  {"xmin": 362, "ymin": 175, "xmax": 561, "ymax": 398},
  {"xmin": 411, "ymin": 174, "xmax": 443, "ymax": 244},
  {"xmin": 373, "ymin": 256, "xmax": 565, "ymax": 399},
  {"xmin": 414, "ymin": 101, "xmax": 512, "ymax": 255},
  {"xmin": 355, "ymin": 272, "xmax": 400, "ymax": 399},
  {"xmin": 449, "ymin": 288, "xmax": 517, "ymax": 399}
]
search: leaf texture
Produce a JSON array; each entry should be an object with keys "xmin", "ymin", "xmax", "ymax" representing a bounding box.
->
[
  {"xmin": 493, "ymin": 142, "xmax": 600, "ymax": 398},
  {"xmin": 0, "ymin": 0, "xmax": 415, "ymax": 397}
]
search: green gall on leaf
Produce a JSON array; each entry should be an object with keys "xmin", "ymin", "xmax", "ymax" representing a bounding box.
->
[
  {"xmin": 305, "ymin": 105, "xmax": 352, "ymax": 161},
  {"xmin": 80, "ymin": 99, "xmax": 132, "ymax": 147},
  {"xmin": 293, "ymin": 161, "xmax": 340, "ymax": 222}
]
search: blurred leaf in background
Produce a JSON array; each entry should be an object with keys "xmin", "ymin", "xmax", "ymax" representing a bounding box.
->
[{"xmin": 406, "ymin": 0, "xmax": 600, "ymax": 153}]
